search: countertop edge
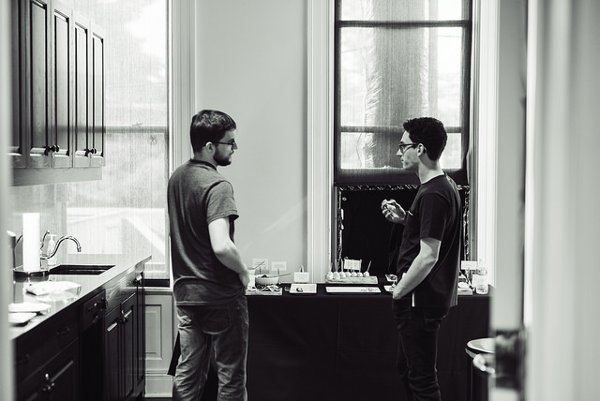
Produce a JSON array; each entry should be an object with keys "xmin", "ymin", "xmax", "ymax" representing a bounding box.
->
[{"xmin": 9, "ymin": 254, "xmax": 151, "ymax": 342}]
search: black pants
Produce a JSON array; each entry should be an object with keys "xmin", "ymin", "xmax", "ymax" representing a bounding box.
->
[{"xmin": 393, "ymin": 299, "xmax": 448, "ymax": 401}]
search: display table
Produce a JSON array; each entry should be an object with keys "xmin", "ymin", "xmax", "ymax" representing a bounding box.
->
[{"xmin": 171, "ymin": 282, "xmax": 490, "ymax": 401}]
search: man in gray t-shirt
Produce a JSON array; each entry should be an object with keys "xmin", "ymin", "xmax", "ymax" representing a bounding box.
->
[{"xmin": 168, "ymin": 109, "xmax": 250, "ymax": 401}]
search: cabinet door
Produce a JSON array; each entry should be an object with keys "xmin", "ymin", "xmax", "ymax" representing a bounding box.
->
[
  {"xmin": 134, "ymin": 274, "xmax": 145, "ymax": 392},
  {"xmin": 45, "ymin": 342, "xmax": 80, "ymax": 401},
  {"xmin": 73, "ymin": 16, "xmax": 91, "ymax": 167},
  {"xmin": 51, "ymin": 0, "xmax": 73, "ymax": 168},
  {"xmin": 11, "ymin": 0, "xmax": 27, "ymax": 168},
  {"xmin": 121, "ymin": 293, "xmax": 136, "ymax": 400},
  {"xmin": 105, "ymin": 306, "xmax": 122, "ymax": 401},
  {"xmin": 17, "ymin": 339, "xmax": 80, "ymax": 401},
  {"xmin": 27, "ymin": 0, "xmax": 53, "ymax": 168},
  {"xmin": 90, "ymin": 26, "xmax": 105, "ymax": 167}
]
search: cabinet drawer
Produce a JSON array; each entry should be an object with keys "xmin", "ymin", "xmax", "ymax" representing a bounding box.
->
[
  {"xmin": 17, "ymin": 338, "xmax": 80, "ymax": 401},
  {"xmin": 81, "ymin": 290, "xmax": 106, "ymax": 330},
  {"xmin": 15, "ymin": 312, "xmax": 78, "ymax": 383}
]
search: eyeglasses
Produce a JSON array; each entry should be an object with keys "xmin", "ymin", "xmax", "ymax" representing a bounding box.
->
[
  {"xmin": 213, "ymin": 141, "xmax": 238, "ymax": 150},
  {"xmin": 397, "ymin": 143, "xmax": 419, "ymax": 153}
]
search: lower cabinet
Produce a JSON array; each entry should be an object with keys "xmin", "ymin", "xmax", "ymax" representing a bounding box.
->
[
  {"xmin": 17, "ymin": 339, "xmax": 80, "ymax": 401},
  {"xmin": 14, "ymin": 266, "xmax": 146, "ymax": 401},
  {"xmin": 104, "ymin": 273, "xmax": 145, "ymax": 401},
  {"xmin": 105, "ymin": 293, "xmax": 136, "ymax": 401}
]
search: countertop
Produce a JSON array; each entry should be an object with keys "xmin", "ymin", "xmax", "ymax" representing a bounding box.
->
[{"xmin": 9, "ymin": 253, "xmax": 151, "ymax": 341}]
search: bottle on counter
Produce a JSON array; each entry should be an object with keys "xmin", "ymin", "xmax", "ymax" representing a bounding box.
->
[
  {"xmin": 472, "ymin": 262, "xmax": 488, "ymax": 294},
  {"xmin": 47, "ymin": 234, "xmax": 57, "ymax": 266}
]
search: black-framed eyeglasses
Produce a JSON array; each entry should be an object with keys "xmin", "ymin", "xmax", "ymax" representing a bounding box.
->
[
  {"xmin": 397, "ymin": 143, "xmax": 418, "ymax": 153},
  {"xmin": 213, "ymin": 141, "xmax": 238, "ymax": 150}
]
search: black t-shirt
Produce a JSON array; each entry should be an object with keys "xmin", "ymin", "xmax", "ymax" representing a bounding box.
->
[
  {"xmin": 167, "ymin": 159, "xmax": 244, "ymax": 305},
  {"xmin": 396, "ymin": 174, "xmax": 461, "ymax": 308}
]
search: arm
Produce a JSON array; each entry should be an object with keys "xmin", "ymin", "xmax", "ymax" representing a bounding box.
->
[
  {"xmin": 392, "ymin": 237, "xmax": 441, "ymax": 300},
  {"xmin": 208, "ymin": 217, "xmax": 249, "ymax": 286}
]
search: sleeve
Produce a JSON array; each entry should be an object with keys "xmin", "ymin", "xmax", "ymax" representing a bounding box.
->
[
  {"xmin": 418, "ymin": 193, "xmax": 450, "ymax": 241},
  {"xmin": 205, "ymin": 181, "xmax": 239, "ymax": 224}
]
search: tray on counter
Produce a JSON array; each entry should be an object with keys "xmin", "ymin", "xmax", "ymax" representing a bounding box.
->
[{"xmin": 325, "ymin": 276, "xmax": 378, "ymax": 285}]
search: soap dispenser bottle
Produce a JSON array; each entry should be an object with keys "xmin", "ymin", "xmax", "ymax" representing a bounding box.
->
[{"xmin": 47, "ymin": 234, "xmax": 57, "ymax": 266}]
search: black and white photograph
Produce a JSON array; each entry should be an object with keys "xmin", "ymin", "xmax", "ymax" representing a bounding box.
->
[{"xmin": 1, "ymin": 1, "xmax": 598, "ymax": 400}]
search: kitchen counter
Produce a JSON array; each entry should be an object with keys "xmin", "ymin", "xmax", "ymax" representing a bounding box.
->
[{"xmin": 9, "ymin": 253, "xmax": 151, "ymax": 341}]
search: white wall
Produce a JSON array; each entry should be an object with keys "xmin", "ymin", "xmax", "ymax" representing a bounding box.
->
[
  {"xmin": 195, "ymin": 0, "xmax": 307, "ymax": 274},
  {"xmin": 0, "ymin": 0, "xmax": 14, "ymax": 398}
]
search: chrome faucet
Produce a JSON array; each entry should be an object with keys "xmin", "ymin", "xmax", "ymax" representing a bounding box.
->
[{"xmin": 41, "ymin": 235, "xmax": 82, "ymax": 261}]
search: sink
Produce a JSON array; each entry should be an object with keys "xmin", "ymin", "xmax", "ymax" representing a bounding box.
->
[{"xmin": 48, "ymin": 264, "xmax": 115, "ymax": 275}]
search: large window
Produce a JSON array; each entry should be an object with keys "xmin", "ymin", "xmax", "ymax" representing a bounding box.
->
[{"xmin": 335, "ymin": 0, "xmax": 472, "ymax": 185}]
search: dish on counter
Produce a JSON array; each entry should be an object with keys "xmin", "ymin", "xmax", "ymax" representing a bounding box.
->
[
  {"xmin": 290, "ymin": 283, "xmax": 317, "ymax": 294},
  {"xmin": 8, "ymin": 302, "xmax": 51, "ymax": 314},
  {"xmin": 9, "ymin": 312, "xmax": 37, "ymax": 326}
]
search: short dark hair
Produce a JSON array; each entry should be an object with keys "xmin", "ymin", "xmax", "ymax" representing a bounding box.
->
[
  {"xmin": 190, "ymin": 110, "xmax": 237, "ymax": 152},
  {"xmin": 402, "ymin": 117, "xmax": 447, "ymax": 161}
]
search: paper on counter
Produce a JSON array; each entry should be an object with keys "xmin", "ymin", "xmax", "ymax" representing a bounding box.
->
[
  {"xmin": 25, "ymin": 281, "xmax": 81, "ymax": 296},
  {"xmin": 325, "ymin": 286, "xmax": 381, "ymax": 294}
]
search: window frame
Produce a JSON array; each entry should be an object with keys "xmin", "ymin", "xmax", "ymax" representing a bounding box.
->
[{"xmin": 334, "ymin": 0, "xmax": 473, "ymax": 186}]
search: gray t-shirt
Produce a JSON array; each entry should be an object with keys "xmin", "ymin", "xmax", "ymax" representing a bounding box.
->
[{"xmin": 168, "ymin": 159, "xmax": 244, "ymax": 305}]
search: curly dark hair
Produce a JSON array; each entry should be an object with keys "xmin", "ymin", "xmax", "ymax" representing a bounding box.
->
[
  {"xmin": 190, "ymin": 110, "xmax": 237, "ymax": 152},
  {"xmin": 402, "ymin": 117, "xmax": 447, "ymax": 161}
]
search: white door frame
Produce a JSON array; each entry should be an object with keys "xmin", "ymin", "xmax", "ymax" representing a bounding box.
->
[{"xmin": 0, "ymin": 0, "xmax": 15, "ymax": 398}]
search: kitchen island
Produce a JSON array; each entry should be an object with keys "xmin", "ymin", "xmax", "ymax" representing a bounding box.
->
[
  {"xmin": 10, "ymin": 253, "xmax": 150, "ymax": 401},
  {"xmin": 170, "ymin": 280, "xmax": 490, "ymax": 401}
]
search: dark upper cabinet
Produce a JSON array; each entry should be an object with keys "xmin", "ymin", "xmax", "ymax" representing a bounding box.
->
[
  {"xmin": 52, "ymin": 0, "xmax": 73, "ymax": 168},
  {"xmin": 91, "ymin": 27, "xmax": 105, "ymax": 167},
  {"xmin": 10, "ymin": 0, "xmax": 26, "ymax": 168},
  {"xmin": 10, "ymin": 0, "xmax": 105, "ymax": 181},
  {"xmin": 27, "ymin": 0, "xmax": 51, "ymax": 169},
  {"xmin": 73, "ymin": 16, "xmax": 91, "ymax": 167}
]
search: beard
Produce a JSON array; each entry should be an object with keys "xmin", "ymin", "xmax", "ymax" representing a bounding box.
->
[{"xmin": 214, "ymin": 154, "xmax": 232, "ymax": 166}]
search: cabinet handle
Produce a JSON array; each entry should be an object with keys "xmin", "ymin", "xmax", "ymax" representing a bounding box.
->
[
  {"xmin": 91, "ymin": 313, "xmax": 101, "ymax": 325},
  {"xmin": 120, "ymin": 310, "xmax": 128, "ymax": 324},
  {"xmin": 56, "ymin": 326, "xmax": 71, "ymax": 337},
  {"xmin": 87, "ymin": 302, "xmax": 99, "ymax": 312},
  {"xmin": 41, "ymin": 373, "xmax": 55, "ymax": 393},
  {"xmin": 43, "ymin": 145, "xmax": 59, "ymax": 155}
]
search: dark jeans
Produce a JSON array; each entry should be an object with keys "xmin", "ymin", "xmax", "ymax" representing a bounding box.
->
[
  {"xmin": 393, "ymin": 299, "xmax": 448, "ymax": 401},
  {"xmin": 173, "ymin": 296, "xmax": 249, "ymax": 401}
]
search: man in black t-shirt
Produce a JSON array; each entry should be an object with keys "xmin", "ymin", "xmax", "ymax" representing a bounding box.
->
[
  {"xmin": 168, "ymin": 110, "xmax": 250, "ymax": 401},
  {"xmin": 381, "ymin": 117, "xmax": 461, "ymax": 401}
]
